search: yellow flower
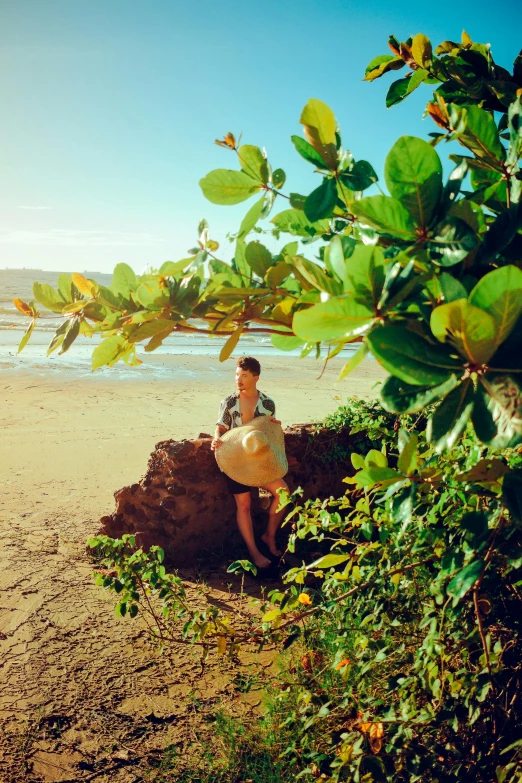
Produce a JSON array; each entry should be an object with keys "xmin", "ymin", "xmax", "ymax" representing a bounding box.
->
[{"xmin": 298, "ymin": 593, "xmax": 312, "ymax": 606}]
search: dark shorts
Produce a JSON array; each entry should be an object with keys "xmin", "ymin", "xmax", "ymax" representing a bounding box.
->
[{"xmin": 224, "ymin": 473, "xmax": 251, "ymax": 495}]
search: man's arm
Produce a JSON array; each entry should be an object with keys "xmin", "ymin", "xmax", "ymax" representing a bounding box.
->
[{"xmin": 211, "ymin": 424, "xmax": 227, "ymax": 451}]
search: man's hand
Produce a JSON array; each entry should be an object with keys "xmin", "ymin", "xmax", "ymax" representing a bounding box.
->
[
  {"xmin": 211, "ymin": 438, "xmax": 223, "ymax": 451},
  {"xmin": 269, "ymin": 416, "xmax": 282, "ymax": 425}
]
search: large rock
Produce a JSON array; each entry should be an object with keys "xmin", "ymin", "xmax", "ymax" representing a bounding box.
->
[{"xmin": 99, "ymin": 423, "xmax": 355, "ymax": 565}]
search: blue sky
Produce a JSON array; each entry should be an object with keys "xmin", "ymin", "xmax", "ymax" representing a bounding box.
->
[{"xmin": 1, "ymin": 0, "xmax": 521, "ymax": 272}]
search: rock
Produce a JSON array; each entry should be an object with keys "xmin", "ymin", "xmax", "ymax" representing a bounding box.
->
[{"xmin": 99, "ymin": 423, "xmax": 355, "ymax": 565}]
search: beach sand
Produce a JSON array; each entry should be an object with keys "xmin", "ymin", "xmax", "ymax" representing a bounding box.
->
[{"xmin": 0, "ymin": 353, "xmax": 386, "ymax": 780}]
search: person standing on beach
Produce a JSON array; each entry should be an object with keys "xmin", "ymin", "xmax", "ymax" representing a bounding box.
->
[{"xmin": 211, "ymin": 356, "xmax": 288, "ymax": 569}]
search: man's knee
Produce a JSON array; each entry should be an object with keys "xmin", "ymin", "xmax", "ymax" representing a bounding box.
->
[{"xmin": 235, "ymin": 492, "xmax": 251, "ymax": 511}]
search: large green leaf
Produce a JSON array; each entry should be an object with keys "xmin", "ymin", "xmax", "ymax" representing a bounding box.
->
[
  {"xmin": 158, "ymin": 259, "xmax": 193, "ymax": 277},
  {"xmin": 304, "ymin": 177, "xmax": 338, "ymax": 222},
  {"xmin": 339, "ymin": 160, "xmax": 378, "ymax": 191},
  {"xmin": 351, "ymin": 195, "xmax": 415, "ymax": 240},
  {"xmin": 134, "ymin": 280, "xmax": 170, "ymax": 310},
  {"xmin": 338, "ymin": 341, "xmax": 369, "ymax": 380},
  {"xmin": 507, "ymin": 96, "xmax": 522, "ymax": 170},
  {"xmin": 286, "ymin": 255, "xmax": 342, "ymax": 296},
  {"xmin": 271, "ymin": 331, "xmax": 304, "ymax": 351},
  {"xmin": 293, "ymin": 298, "xmax": 374, "ymax": 342},
  {"xmin": 450, "ymin": 104, "xmax": 506, "ymax": 168},
  {"xmin": 199, "ymin": 169, "xmax": 261, "ymax": 205},
  {"xmin": 427, "ymin": 379, "xmax": 475, "ymax": 451},
  {"xmin": 127, "ymin": 319, "xmax": 174, "ymax": 343},
  {"xmin": 367, "ymin": 324, "xmax": 462, "ymax": 386},
  {"xmin": 385, "ymin": 136, "xmax": 443, "ymax": 227},
  {"xmin": 290, "ymin": 135, "xmax": 327, "ymax": 168},
  {"xmin": 271, "ymin": 208, "xmax": 330, "ymax": 237},
  {"xmin": 364, "ymin": 54, "xmax": 404, "ymax": 81},
  {"xmin": 380, "ymin": 374, "xmax": 459, "ymax": 413},
  {"xmin": 430, "ymin": 299, "xmax": 498, "ymax": 364},
  {"xmin": 245, "ymin": 242, "xmax": 273, "ymax": 277},
  {"xmin": 238, "ymin": 145, "xmax": 269, "ymax": 184},
  {"xmin": 112, "ymin": 263, "xmax": 137, "ymax": 298},
  {"xmin": 427, "ymin": 216, "xmax": 477, "ymax": 266},
  {"xmin": 219, "ymin": 324, "xmax": 244, "ymax": 362},
  {"xmin": 469, "ymin": 266, "xmax": 522, "ymax": 349},
  {"xmin": 345, "ymin": 244, "xmax": 385, "ymax": 309},
  {"xmin": 17, "ymin": 320, "xmax": 35, "ymax": 354},
  {"xmin": 238, "ymin": 197, "xmax": 265, "ymax": 240},
  {"xmin": 472, "ymin": 376, "xmax": 522, "ymax": 448},
  {"xmin": 92, "ymin": 335, "xmax": 127, "ymax": 370},
  {"xmin": 32, "ymin": 282, "xmax": 66, "ymax": 313},
  {"xmin": 299, "ymin": 98, "xmax": 338, "ymax": 170}
]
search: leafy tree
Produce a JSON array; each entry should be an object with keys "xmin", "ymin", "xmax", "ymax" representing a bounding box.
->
[{"xmin": 16, "ymin": 28, "xmax": 522, "ymax": 782}]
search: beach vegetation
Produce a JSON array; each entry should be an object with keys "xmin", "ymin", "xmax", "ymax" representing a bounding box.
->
[{"xmin": 17, "ymin": 28, "xmax": 522, "ymax": 783}]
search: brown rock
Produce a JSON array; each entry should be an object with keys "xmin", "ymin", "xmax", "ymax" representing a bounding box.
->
[{"xmin": 98, "ymin": 424, "xmax": 355, "ymax": 565}]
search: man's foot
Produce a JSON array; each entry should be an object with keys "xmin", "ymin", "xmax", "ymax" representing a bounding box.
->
[
  {"xmin": 249, "ymin": 550, "xmax": 272, "ymax": 569},
  {"xmin": 261, "ymin": 533, "xmax": 282, "ymax": 558}
]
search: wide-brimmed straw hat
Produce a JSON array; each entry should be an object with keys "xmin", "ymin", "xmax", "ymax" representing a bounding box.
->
[{"xmin": 216, "ymin": 415, "xmax": 288, "ymax": 487}]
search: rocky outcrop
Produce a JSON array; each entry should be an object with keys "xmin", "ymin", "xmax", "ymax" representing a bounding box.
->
[{"xmin": 99, "ymin": 423, "xmax": 355, "ymax": 565}]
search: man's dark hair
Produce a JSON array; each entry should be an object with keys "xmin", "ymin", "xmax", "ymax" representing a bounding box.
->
[{"xmin": 236, "ymin": 356, "xmax": 261, "ymax": 376}]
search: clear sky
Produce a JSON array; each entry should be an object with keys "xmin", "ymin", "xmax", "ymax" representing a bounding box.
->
[{"xmin": 1, "ymin": 0, "xmax": 521, "ymax": 273}]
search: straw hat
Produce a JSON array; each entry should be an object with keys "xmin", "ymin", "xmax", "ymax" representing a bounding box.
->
[{"xmin": 216, "ymin": 415, "xmax": 288, "ymax": 487}]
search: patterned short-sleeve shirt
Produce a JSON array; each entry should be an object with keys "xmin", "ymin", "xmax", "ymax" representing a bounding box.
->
[{"xmin": 216, "ymin": 390, "xmax": 276, "ymax": 431}]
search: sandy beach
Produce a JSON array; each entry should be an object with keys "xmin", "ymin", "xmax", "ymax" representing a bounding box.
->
[{"xmin": 0, "ymin": 351, "xmax": 386, "ymax": 781}]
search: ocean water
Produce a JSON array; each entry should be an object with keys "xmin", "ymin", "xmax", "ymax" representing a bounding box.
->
[{"xmin": 0, "ymin": 268, "xmax": 357, "ymax": 378}]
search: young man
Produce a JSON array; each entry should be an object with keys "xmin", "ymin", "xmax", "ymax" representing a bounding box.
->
[{"xmin": 211, "ymin": 356, "xmax": 288, "ymax": 569}]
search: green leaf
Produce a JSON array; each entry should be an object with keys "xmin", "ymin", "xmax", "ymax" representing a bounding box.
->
[
  {"xmin": 459, "ymin": 511, "xmax": 489, "ymax": 545},
  {"xmin": 345, "ymin": 244, "xmax": 385, "ymax": 309},
  {"xmin": 47, "ymin": 320, "xmax": 69, "ymax": 356},
  {"xmin": 351, "ymin": 195, "xmax": 415, "ymax": 240},
  {"xmin": 219, "ymin": 324, "xmax": 244, "ymax": 362},
  {"xmin": 286, "ymin": 255, "xmax": 342, "ymax": 296},
  {"xmin": 59, "ymin": 318, "xmax": 80, "ymax": 355},
  {"xmin": 234, "ymin": 240, "xmax": 251, "ymax": 280},
  {"xmin": 380, "ymin": 375, "xmax": 459, "ymax": 413},
  {"xmin": 364, "ymin": 54, "xmax": 404, "ymax": 81},
  {"xmin": 238, "ymin": 197, "xmax": 265, "ymax": 240},
  {"xmin": 238, "ymin": 145, "xmax": 268, "ymax": 184},
  {"xmin": 199, "ymin": 168, "xmax": 261, "ymax": 205},
  {"xmin": 338, "ymin": 342, "xmax": 369, "ymax": 380},
  {"xmin": 411, "ymin": 33, "xmax": 433, "ymax": 67},
  {"xmin": 340, "ymin": 160, "xmax": 378, "ymax": 191},
  {"xmin": 127, "ymin": 319, "xmax": 174, "ymax": 343},
  {"xmin": 427, "ymin": 379, "xmax": 475, "ymax": 451},
  {"xmin": 112, "ymin": 263, "xmax": 137, "ymax": 298},
  {"xmin": 57, "ymin": 273, "xmax": 73, "ymax": 302},
  {"xmin": 272, "ymin": 168, "xmax": 286, "ymax": 188},
  {"xmin": 266, "ymin": 261, "xmax": 291, "ymax": 288},
  {"xmin": 398, "ymin": 432, "xmax": 418, "ymax": 474},
  {"xmin": 134, "ymin": 280, "xmax": 170, "ymax": 310},
  {"xmin": 310, "ymin": 553, "xmax": 351, "ymax": 569},
  {"xmin": 245, "ymin": 241, "xmax": 273, "ymax": 277},
  {"xmin": 290, "ymin": 135, "xmax": 327, "ymax": 168},
  {"xmin": 92, "ymin": 335, "xmax": 127, "ymax": 370},
  {"xmin": 450, "ymin": 104, "xmax": 506, "ymax": 167},
  {"xmin": 507, "ymin": 96, "xmax": 522, "ymax": 169},
  {"xmin": 502, "ymin": 469, "xmax": 522, "ymax": 525},
  {"xmin": 293, "ymin": 298, "xmax": 374, "ymax": 343},
  {"xmin": 439, "ymin": 272, "xmax": 468, "ymax": 303},
  {"xmin": 300, "ymin": 98, "xmax": 338, "ymax": 170},
  {"xmin": 158, "ymin": 259, "xmax": 193, "ymax": 277},
  {"xmin": 447, "ymin": 559, "xmax": 484, "ymax": 605},
  {"xmin": 367, "ymin": 324, "xmax": 462, "ymax": 386},
  {"xmin": 469, "ymin": 266, "xmax": 522, "ymax": 349},
  {"xmin": 17, "ymin": 319, "xmax": 35, "ymax": 354},
  {"xmin": 304, "ymin": 177, "xmax": 338, "ymax": 222},
  {"xmin": 385, "ymin": 136, "xmax": 443, "ymax": 227},
  {"xmin": 271, "ymin": 208, "xmax": 330, "ymax": 238},
  {"xmin": 353, "ymin": 465, "xmax": 404, "ymax": 489},
  {"xmin": 428, "ymin": 216, "xmax": 477, "ymax": 266},
  {"xmin": 472, "ymin": 376, "xmax": 522, "ymax": 448},
  {"xmin": 271, "ymin": 331, "xmax": 304, "ymax": 351},
  {"xmin": 386, "ymin": 76, "xmax": 411, "ymax": 108},
  {"xmin": 430, "ymin": 299, "xmax": 498, "ymax": 364},
  {"xmin": 32, "ymin": 282, "xmax": 66, "ymax": 313}
]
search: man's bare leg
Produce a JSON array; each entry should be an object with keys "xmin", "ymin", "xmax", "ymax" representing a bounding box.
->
[
  {"xmin": 261, "ymin": 479, "xmax": 289, "ymax": 557},
  {"xmin": 234, "ymin": 491, "xmax": 272, "ymax": 569}
]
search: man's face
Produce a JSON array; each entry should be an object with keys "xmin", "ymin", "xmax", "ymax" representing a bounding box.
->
[{"xmin": 235, "ymin": 367, "xmax": 258, "ymax": 391}]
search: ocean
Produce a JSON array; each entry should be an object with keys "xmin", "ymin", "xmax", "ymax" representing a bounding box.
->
[{"xmin": 0, "ymin": 268, "xmax": 357, "ymax": 377}]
